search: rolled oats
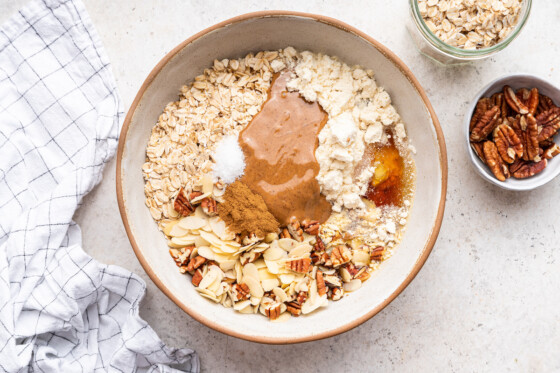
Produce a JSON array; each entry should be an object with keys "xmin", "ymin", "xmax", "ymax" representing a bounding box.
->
[{"xmin": 418, "ymin": 0, "xmax": 524, "ymax": 49}]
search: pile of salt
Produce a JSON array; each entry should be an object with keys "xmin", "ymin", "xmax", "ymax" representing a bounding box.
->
[{"xmin": 212, "ymin": 135, "xmax": 245, "ymax": 183}]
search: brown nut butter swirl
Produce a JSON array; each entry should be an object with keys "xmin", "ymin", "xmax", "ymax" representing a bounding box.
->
[{"xmin": 239, "ymin": 71, "xmax": 332, "ymax": 225}]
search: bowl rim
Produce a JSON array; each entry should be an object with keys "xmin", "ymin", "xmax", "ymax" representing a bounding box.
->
[
  {"xmin": 465, "ymin": 73, "xmax": 560, "ymax": 191},
  {"xmin": 116, "ymin": 10, "xmax": 448, "ymax": 344}
]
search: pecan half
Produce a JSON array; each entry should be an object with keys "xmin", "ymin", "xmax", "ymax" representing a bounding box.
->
[
  {"xmin": 493, "ymin": 124, "xmax": 523, "ymax": 164},
  {"xmin": 470, "ymin": 97, "xmax": 492, "ymax": 131},
  {"xmin": 264, "ymin": 303, "xmax": 282, "ymax": 320},
  {"xmin": 285, "ymin": 258, "xmax": 311, "ymax": 273},
  {"xmin": 527, "ymin": 88, "xmax": 539, "ymax": 115},
  {"xmin": 543, "ymin": 144, "xmax": 560, "ymax": 159},
  {"xmin": 192, "ymin": 269, "xmax": 203, "ymax": 286},
  {"xmin": 316, "ymin": 271, "xmax": 327, "ymax": 296},
  {"xmin": 200, "ymin": 197, "xmax": 217, "ymax": 216},
  {"xmin": 504, "ymin": 85, "xmax": 529, "ymax": 114},
  {"xmin": 301, "ymin": 219, "xmax": 320, "ymax": 235},
  {"xmin": 287, "ymin": 217, "xmax": 304, "ymax": 242},
  {"xmin": 523, "ymin": 114, "xmax": 540, "ymax": 161},
  {"xmin": 470, "ymin": 106, "xmax": 500, "ymax": 142},
  {"xmin": 536, "ymin": 107, "xmax": 560, "ymax": 142},
  {"xmin": 331, "ymin": 245, "xmax": 352, "ymax": 267},
  {"xmin": 483, "ymin": 141, "xmax": 510, "ymax": 181},
  {"xmin": 509, "ymin": 158, "xmax": 524, "ymax": 174},
  {"xmin": 491, "ymin": 93, "xmax": 508, "ymax": 120},
  {"xmin": 512, "ymin": 159, "xmax": 547, "ymax": 179},
  {"xmin": 174, "ymin": 188, "xmax": 195, "ymax": 216},
  {"xmin": 470, "ymin": 141, "xmax": 486, "ymax": 164},
  {"xmin": 370, "ymin": 246, "xmax": 385, "ymax": 262},
  {"xmin": 539, "ymin": 138, "xmax": 555, "ymax": 149},
  {"xmin": 537, "ymin": 94, "xmax": 555, "ymax": 115}
]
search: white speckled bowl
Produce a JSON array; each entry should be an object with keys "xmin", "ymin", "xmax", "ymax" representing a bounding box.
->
[
  {"xmin": 466, "ymin": 74, "xmax": 560, "ymax": 191},
  {"xmin": 116, "ymin": 11, "xmax": 447, "ymax": 344}
]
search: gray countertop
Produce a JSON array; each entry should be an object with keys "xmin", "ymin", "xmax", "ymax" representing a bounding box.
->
[{"xmin": 1, "ymin": 1, "xmax": 559, "ymax": 372}]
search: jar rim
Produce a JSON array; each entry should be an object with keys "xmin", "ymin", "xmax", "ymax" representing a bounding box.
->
[{"xmin": 409, "ymin": 0, "xmax": 532, "ymax": 58}]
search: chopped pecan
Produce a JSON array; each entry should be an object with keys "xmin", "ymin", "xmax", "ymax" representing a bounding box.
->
[
  {"xmin": 483, "ymin": 141, "xmax": 510, "ymax": 181},
  {"xmin": 232, "ymin": 283, "xmax": 250, "ymax": 301},
  {"xmin": 264, "ymin": 303, "xmax": 282, "ymax": 320},
  {"xmin": 523, "ymin": 114, "xmax": 540, "ymax": 161},
  {"xmin": 287, "ymin": 217, "xmax": 304, "ymax": 242},
  {"xmin": 296, "ymin": 291, "xmax": 307, "ymax": 304},
  {"xmin": 323, "ymin": 274, "xmax": 343, "ymax": 288},
  {"xmin": 504, "ymin": 85, "xmax": 529, "ymax": 114},
  {"xmin": 240, "ymin": 251, "xmax": 261, "ymax": 265},
  {"xmin": 331, "ymin": 287, "xmax": 344, "ymax": 301},
  {"xmin": 493, "ymin": 124, "xmax": 523, "ymax": 164},
  {"xmin": 512, "ymin": 159, "xmax": 547, "ymax": 179},
  {"xmin": 470, "ymin": 106, "xmax": 500, "ymax": 142},
  {"xmin": 316, "ymin": 271, "xmax": 327, "ymax": 296},
  {"xmin": 192, "ymin": 269, "xmax": 203, "ymax": 286},
  {"xmin": 200, "ymin": 197, "xmax": 217, "ymax": 216},
  {"xmin": 189, "ymin": 191, "xmax": 203, "ymax": 201},
  {"xmin": 470, "ymin": 97, "xmax": 492, "ymax": 131},
  {"xmin": 186, "ymin": 255, "xmax": 206, "ymax": 272},
  {"xmin": 370, "ymin": 246, "xmax": 385, "ymax": 261},
  {"xmin": 536, "ymin": 107, "xmax": 560, "ymax": 142},
  {"xmin": 169, "ymin": 246, "xmax": 194, "ymax": 268},
  {"xmin": 280, "ymin": 228, "xmax": 291, "ymax": 239},
  {"xmin": 543, "ymin": 144, "xmax": 560, "ymax": 159},
  {"xmin": 471, "ymin": 141, "xmax": 487, "ymax": 164},
  {"xmin": 285, "ymin": 258, "xmax": 312, "ymax": 273},
  {"xmin": 331, "ymin": 245, "xmax": 352, "ymax": 267},
  {"xmin": 344, "ymin": 262, "xmax": 360, "ymax": 277},
  {"xmin": 310, "ymin": 251, "xmax": 328, "ymax": 265},
  {"xmin": 301, "ymin": 219, "xmax": 320, "ymax": 235},
  {"xmin": 173, "ymin": 188, "xmax": 195, "ymax": 216},
  {"xmin": 354, "ymin": 267, "xmax": 371, "ymax": 282},
  {"xmin": 286, "ymin": 302, "xmax": 302, "ymax": 316},
  {"xmin": 313, "ymin": 236, "xmax": 326, "ymax": 252}
]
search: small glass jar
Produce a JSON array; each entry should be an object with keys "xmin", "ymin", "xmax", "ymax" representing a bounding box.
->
[{"xmin": 407, "ymin": 0, "xmax": 532, "ymax": 66}]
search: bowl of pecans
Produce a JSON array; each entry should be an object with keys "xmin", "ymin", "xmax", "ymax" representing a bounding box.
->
[
  {"xmin": 466, "ymin": 74, "xmax": 560, "ymax": 190},
  {"xmin": 117, "ymin": 11, "xmax": 447, "ymax": 343}
]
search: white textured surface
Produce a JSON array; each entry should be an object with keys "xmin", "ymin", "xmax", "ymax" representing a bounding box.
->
[{"xmin": 1, "ymin": 1, "xmax": 559, "ymax": 372}]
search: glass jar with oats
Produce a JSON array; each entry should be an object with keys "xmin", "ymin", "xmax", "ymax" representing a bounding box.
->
[{"xmin": 407, "ymin": 0, "xmax": 532, "ymax": 65}]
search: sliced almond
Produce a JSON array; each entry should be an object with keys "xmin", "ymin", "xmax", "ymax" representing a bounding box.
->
[
  {"xmin": 261, "ymin": 278, "xmax": 280, "ymax": 292},
  {"xmin": 343, "ymin": 279, "xmax": 362, "ymax": 292},
  {"xmin": 178, "ymin": 216, "xmax": 207, "ymax": 230},
  {"xmin": 263, "ymin": 247, "xmax": 286, "ymax": 261},
  {"xmin": 278, "ymin": 238, "xmax": 298, "ymax": 251},
  {"xmin": 243, "ymin": 277, "xmax": 264, "ymax": 298}
]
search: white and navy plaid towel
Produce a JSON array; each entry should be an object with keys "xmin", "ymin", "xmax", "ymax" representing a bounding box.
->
[{"xmin": 0, "ymin": 0, "xmax": 198, "ymax": 371}]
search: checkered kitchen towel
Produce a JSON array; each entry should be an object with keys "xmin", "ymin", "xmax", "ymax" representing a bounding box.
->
[{"xmin": 0, "ymin": 0, "xmax": 198, "ymax": 371}]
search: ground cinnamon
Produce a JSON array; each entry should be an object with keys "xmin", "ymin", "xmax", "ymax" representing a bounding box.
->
[{"xmin": 218, "ymin": 181, "xmax": 280, "ymax": 237}]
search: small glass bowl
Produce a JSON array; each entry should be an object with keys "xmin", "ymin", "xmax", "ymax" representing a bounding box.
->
[{"xmin": 407, "ymin": 0, "xmax": 532, "ymax": 65}]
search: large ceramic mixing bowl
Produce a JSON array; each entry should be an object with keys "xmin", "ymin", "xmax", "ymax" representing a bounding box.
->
[{"xmin": 116, "ymin": 11, "xmax": 447, "ymax": 344}]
